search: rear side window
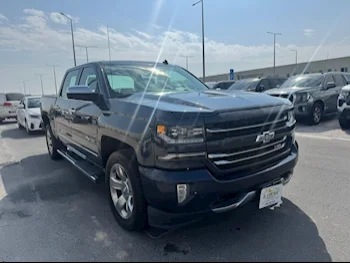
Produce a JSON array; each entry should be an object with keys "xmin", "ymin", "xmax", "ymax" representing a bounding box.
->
[
  {"xmin": 333, "ymin": 74, "xmax": 346, "ymax": 86},
  {"xmin": 222, "ymin": 82, "xmax": 235, "ymax": 90},
  {"xmin": 260, "ymin": 79, "xmax": 271, "ymax": 90},
  {"xmin": 61, "ymin": 70, "xmax": 80, "ymax": 99},
  {"xmin": 6, "ymin": 93, "xmax": 24, "ymax": 101},
  {"xmin": 269, "ymin": 78, "xmax": 286, "ymax": 89}
]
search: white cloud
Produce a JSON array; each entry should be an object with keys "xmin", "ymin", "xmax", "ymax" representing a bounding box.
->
[
  {"xmin": 0, "ymin": 13, "xmax": 8, "ymax": 24},
  {"xmin": 23, "ymin": 9, "xmax": 46, "ymax": 17},
  {"xmin": 50, "ymin": 12, "xmax": 79, "ymax": 25},
  {"xmin": 0, "ymin": 8, "xmax": 350, "ymax": 94},
  {"xmin": 152, "ymin": 24, "xmax": 162, "ymax": 30},
  {"xmin": 303, "ymin": 29, "xmax": 315, "ymax": 37}
]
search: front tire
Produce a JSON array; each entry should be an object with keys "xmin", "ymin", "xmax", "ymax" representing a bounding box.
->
[
  {"xmin": 339, "ymin": 119, "xmax": 350, "ymax": 130},
  {"xmin": 45, "ymin": 124, "xmax": 61, "ymax": 160},
  {"xmin": 105, "ymin": 149, "xmax": 147, "ymax": 231},
  {"xmin": 309, "ymin": 103, "xmax": 323, "ymax": 125}
]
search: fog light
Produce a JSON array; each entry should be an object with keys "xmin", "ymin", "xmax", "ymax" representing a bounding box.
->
[{"xmin": 177, "ymin": 184, "xmax": 189, "ymax": 204}]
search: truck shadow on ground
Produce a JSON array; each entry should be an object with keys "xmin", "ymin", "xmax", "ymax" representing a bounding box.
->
[
  {"xmin": 0, "ymin": 153, "xmax": 331, "ymax": 262},
  {"xmin": 1, "ymin": 127, "xmax": 44, "ymax": 139}
]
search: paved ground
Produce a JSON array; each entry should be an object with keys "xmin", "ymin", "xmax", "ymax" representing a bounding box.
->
[{"xmin": 0, "ymin": 117, "xmax": 349, "ymax": 261}]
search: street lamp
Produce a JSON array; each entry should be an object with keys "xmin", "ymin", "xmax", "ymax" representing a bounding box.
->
[
  {"xmin": 46, "ymin": 64, "xmax": 59, "ymax": 95},
  {"xmin": 60, "ymin": 12, "xmax": 76, "ymax": 66},
  {"xmin": 22, "ymin": 80, "xmax": 30, "ymax": 96},
  {"xmin": 192, "ymin": 0, "xmax": 205, "ymax": 82},
  {"xmin": 180, "ymin": 55, "xmax": 194, "ymax": 70},
  {"xmin": 35, "ymin": 74, "xmax": 47, "ymax": 95},
  {"xmin": 291, "ymin": 49, "xmax": 298, "ymax": 65},
  {"xmin": 75, "ymin": 45, "xmax": 97, "ymax": 63},
  {"xmin": 267, "ymin": 31, "xmax": 282, "ymax": 76}
]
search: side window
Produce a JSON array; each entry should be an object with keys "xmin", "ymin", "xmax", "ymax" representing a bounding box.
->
[
  {"xmin": 60, "ymin": 70, "xmax": 80, "ymax": 99},
  {"xmin": 79, "ymin": 67, "xmax": 99, "ymax": 92},
  {"xmin": 260, "ymin": 79, "xmax": 271, "ymax": 90},
  {"xmin": 222, "ymin": 82, "xmax": 234, "ymax": 90},
  {"xmin": 213, "ymin": 83, "xmax": 222, "ymax": 90},
  {"xmin": 333, "ymin": 74, "xmax": 346, "ymax": 86},
  {"xmin": 324, "ymin": 75, "xmax": 335, "ymax": 88},
  {"xmin": 269, "ymin": 78, "xmax": 282, "ymax": 89}
]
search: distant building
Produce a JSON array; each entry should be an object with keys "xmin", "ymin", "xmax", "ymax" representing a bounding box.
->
[{"xmin": 203, "ymin": 56, "xmax": 350, "ymax": 82}]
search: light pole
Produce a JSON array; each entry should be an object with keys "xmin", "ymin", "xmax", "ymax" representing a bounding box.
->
[
  {"xmin": 22, "ymin": 80, "xmax": 29, "ymax": 96},
  {"xmin": 47, "ymin": 64, "xmax": 59, "ymax": 95},
  {"xmin": 76, "ymin": 45, "xmax": 97, "ymax": 63},
  {"xmin": 325, "ymin": 52, "xmax": 329, "ymax": 72},
  {"xmin": 267, "ymin": 31, "xmax": 282, "ymax": 76},
  {"xmin": 291, "ymin": 49, "xmax": 298, "ymax": 65},
  {"xmin": 60, "ymin": 12, "xmax": 76, "ymax": 66},
  {"xmin": 192, "ymin": 0, "xmax": 205, "ymax": 82},
  {"xmin": 35, "ymin": 74, "xmax": 46, "ymax": 95},
  {"xmin": 180, "ymin": 55, "xmax": 194, "ymax": 70}
]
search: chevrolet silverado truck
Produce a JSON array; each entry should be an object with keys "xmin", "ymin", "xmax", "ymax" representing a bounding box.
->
[{"xmin": 40, "ymin": 61, "xmax": 298, "ymax": 231}]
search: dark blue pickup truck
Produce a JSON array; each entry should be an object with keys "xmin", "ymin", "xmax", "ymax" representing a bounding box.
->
[{"xmin": 41, "ymin": 60, "xmax": 298, "ymax": 231}]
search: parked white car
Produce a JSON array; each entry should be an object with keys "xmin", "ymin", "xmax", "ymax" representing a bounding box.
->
[
  {"xmin": 0, "ymin": 93, "xmax": 24, "ymax": 123},
  {"xmin": 16, "ymin": 96, "xmax": 43, "ymax": 133}
]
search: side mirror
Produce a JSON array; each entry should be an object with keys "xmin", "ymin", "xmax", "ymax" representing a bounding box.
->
[
  {"xmin": 326, "ymin": 82, "xmax": 336, "ymax": 89},
  {"xmin": 346, "ymin": 80, "xmax": 350, "ymax": 85},
  {"xmin": 17, "ymin": 104, "xmax": 24, "ymax": 109},
  {"xmin": 67, "ymin": 86, "xmax": 99, "ymax": 102},
  {"xmin": 257, "ymin": 85, "xmax": 265, "ymax": 92}
]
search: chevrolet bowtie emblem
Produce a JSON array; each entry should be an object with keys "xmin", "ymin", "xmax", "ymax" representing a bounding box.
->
[{"xmin": 256, "ymin": 131, "xmax": 275, "ymax": 144}]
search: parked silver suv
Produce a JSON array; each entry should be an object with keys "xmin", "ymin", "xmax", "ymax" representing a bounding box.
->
[{"xmin": 0, "ymin": 93, "xmax": 24, "ymax": 123}]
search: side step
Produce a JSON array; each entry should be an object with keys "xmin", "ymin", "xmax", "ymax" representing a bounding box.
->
[{"xmin": 57, "ymin": 149, "xmax": 104, "ymax": 183}]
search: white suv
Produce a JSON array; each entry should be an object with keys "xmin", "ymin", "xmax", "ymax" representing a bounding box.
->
[
  {"xmin": 337, "ymin": 76, "xmax": 350, "ymax": 129},
  {"xmin": 0, "ymin": 93, "xmax": 24, "ymax": 123}
]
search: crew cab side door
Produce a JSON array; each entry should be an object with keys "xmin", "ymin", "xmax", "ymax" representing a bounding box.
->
[
  {"xmin": 55, "ymin": 69, "xmax": 80, "ymax": 145},
  {"xmin": 69, "ymin": 66, "xmax": 101, "ymax": 164}
]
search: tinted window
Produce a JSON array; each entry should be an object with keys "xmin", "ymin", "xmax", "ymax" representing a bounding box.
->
[
  {"xmin": 222, "ymin": 81, "xmax": 235, "ymax": 90},
  {"xmin": 79, "ymin": 67, "xmax": 99, "ymax": 92},
  {"xmin": 61, "ymin": 70, "xmax": 79, "ymax": 98},
  {"xmin": 333, "ymin": 75, "xmax": 346, "ymax": 86},
  {"xmin": 212, "ymin": 83, "xmax": 223, "ymax": 90},
  {"xmin": 28, "ymin": 98, "xmax": 41, "ymax": 108},
  {"xmin": 6, "ymin": 93, "xmax": 24, "ymax": 101},
  {"xmin": 324, "ymin": 75, "xmax": 335, "ymax": 88},
  {"xmin": 260, "ymin": 79, "xmax": 271, "ymax": 90},
  {"xmin": 269, "ymin": 78, "xmax": 286, "ymax": 89}
]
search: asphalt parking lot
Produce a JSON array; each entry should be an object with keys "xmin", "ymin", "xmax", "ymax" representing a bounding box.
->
[{"xmin": 1, "ymin": 116, "xmax": 350, "ymax": 261}]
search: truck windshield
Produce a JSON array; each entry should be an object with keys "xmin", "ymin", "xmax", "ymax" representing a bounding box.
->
[
  {"xmin": 27, "ymin": 98, "xmax": 41, "ymax": 108},
  {"xmin": 102, "ymin": 64, "xmax": 208, "ymax": 97},
  {"xmin": 228, "ymin": 79, "xmax": 259, "ymax": 91},
  {"xmin": 280, "ymin": 75, "xmax": 324, "ymax": 88}
]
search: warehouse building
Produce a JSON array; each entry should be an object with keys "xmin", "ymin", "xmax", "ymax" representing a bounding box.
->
[{"xmin": 204, "ymin": 56, "xmax": 350, "ymax": 82}]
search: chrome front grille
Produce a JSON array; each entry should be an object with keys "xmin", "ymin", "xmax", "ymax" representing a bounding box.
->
[{"xmin": 205, "ymin": 109, "xmax": 293, "ymax": 178}]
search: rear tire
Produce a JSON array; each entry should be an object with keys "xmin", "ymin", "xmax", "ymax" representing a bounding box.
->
[
  {"xmin": 339, "ymin": 119, "xmax": 350, "ymax": 130},
  {"xmin": 308, "ymin": 103, "xmax": 323, "ymax": 125},
  {"xmin": 45, "ymin": 124, "xmax": 61, "ymax": 160},
  {"xmin": 105, "ymin": 149, "xmax": 147, "ymax": 231}
]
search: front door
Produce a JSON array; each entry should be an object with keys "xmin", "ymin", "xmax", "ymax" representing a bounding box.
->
[
  {"xmin": 69, "ymin": 66, "xmax": 101, "ymax": 164},
  {"xmin": 54, "ymin": 69, "xmax": 80, "ymax": 145}
]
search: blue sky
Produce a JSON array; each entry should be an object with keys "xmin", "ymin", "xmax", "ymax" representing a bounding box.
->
[{"xmin": 1, "ymin": 0, "xmax": 350, "ymax": 94}]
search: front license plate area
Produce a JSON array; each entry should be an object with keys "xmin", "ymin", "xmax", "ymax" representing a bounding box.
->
[{"xmin": 259, "ymin": 184, "xmax": 283, "ymax": 209}]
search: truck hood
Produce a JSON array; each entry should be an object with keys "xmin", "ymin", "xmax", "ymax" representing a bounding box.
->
[
  {"xmin": 265, "ymin": 86, "xmax": 316, "ymax": 95},
  {"xmin": 124, "ymin": 90, "xmax": 290, "ymax": 113}
]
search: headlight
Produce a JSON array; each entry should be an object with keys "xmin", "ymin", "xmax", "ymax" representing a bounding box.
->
[
  {"xmin": 286, "ymin": 110, "xmax": 295, "ymax": 126},
  {"xmin": 29, "ymin": 115, "xmax": 40, "ymax": 119},
  {"xmin": 157, "ymin": 125, "xmax": 204, "ymax": 144},
  {"xmin": 296, "ymin": 92, "xmax": 311, "ymax": 103},
  {"xmin": 340, "ymin": 90, "xmax": 350, "ymax": 99}
]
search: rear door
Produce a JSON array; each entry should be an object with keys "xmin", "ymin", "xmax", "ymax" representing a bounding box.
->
[
  {"xmin": 55, "ymin": 69, "xmax": 80, "ymax": 145},
  {"xmin": 69, "ymin": 66, "xmax": 101, "ymax": 163},
  {"xmin": 322, "ymin": 75, "xmax": 336, "ymax": 113}
]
